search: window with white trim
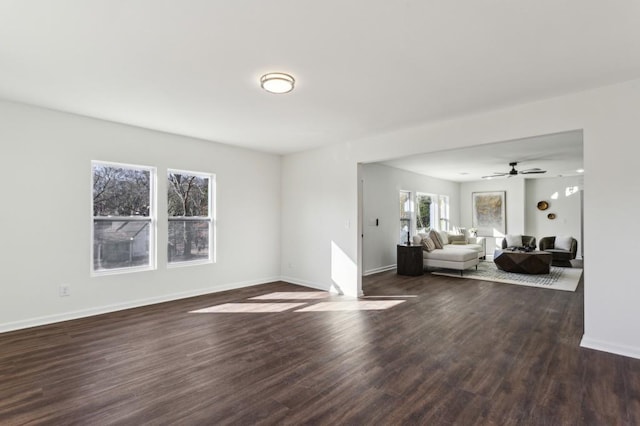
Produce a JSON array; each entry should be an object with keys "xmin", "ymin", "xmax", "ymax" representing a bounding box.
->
[
  {"xmin": 416, "ymin": 193, "xmax": 433, "ymax": 233},
  {"xmin": 399, "ymin": 190, "xmax": 412, "ymax": 244},
  {"xmin": 167, "ymin": 170, "xmax": 214, "ymax": 265},
  {"xmin": 416, "ymin": 192, "xmax": 450, "ymax": 232},
  {"xmin": 437, "ymin": 194, "xmax": 450, "ymax": 231},
  {"xmin": 92, "ymin": 161, "xmax": 156, "ymax": 274}
]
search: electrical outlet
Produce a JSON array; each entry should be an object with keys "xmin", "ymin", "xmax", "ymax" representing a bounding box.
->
[{"xmin": 59, "ymin": 284, "xmax": 71, "ymax": 297}]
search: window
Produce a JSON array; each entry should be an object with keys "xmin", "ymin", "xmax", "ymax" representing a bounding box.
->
[
  {"xmin": 437, "ymin": 194, "xmax": 450, "ymax": 231},
  {"xmin": 416, "ymin": 193, "xmax": 433, "ymax": 233},
  {"xmin": 399, "ymin": 190, "xmax": 412, "ymax": 244},
  {"xmin": 416, "ymin": 192, "xmax": 450, "ymax": 232},
  {"xmin": 167, "ymin": 170, "xmax": 214, "ymax": 265},
  {"xmin": 92, "ymin": 161, "xmax": 156, "ymax": 274}
]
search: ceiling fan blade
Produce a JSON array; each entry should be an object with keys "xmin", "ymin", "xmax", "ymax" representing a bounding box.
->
[{"xmin": 483, "ymin": 163, "xmax": 546, "ymax": 179}]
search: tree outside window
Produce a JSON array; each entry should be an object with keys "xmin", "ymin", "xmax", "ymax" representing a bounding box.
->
[
  {"xmin": 416, "ymin": 193, "xmax": 433, "ymax": 233},
  {"xmin": 413, "ymin": 192, "xmax": 450, "ymax": 234},
  {"xmin": 167, "ymin": 170, "xmax": 214, "ymax": 265},
  {"xmin": 92, "ymin": 161, "xmax": 155, "ymax": 273}
]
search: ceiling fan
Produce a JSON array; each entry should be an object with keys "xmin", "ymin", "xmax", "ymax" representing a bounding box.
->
[{"xmin": 482, "ymin": 162, "xmax": 546, "ymax": 179}]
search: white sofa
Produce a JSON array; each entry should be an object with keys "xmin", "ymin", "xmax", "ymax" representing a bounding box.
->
[{"xmin": 412, "ymin": 231, "xmax": 484, "ymax": 274}]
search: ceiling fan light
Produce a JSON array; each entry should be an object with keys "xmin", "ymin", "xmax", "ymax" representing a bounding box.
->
[
  {"xmin": 260, "ymin": 72, "xmax": 295, "ymax": 94},
  {"xmin": 483, "ymin": 162, "xmax": 547, "ymax": 179}
]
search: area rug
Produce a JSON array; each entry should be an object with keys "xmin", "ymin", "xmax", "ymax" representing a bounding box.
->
[{"xmin": 431, "ymin": 261, "xmax": 582, "ymax": 292}]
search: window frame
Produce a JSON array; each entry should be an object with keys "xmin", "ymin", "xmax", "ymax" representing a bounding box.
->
[
  {"xmin": 399, "ymin": 190, "xmax": 413, "ymax": 244},
  {"xmin": 91, "ymin": 160, "xmax": 157, "ymax": 276},
  {"xmin": 415, "ymin": 192, "xmax": 450, "ymax": 233},
  {"xmin": 437, "ymin": 194, "xmax": 450, "ymax": 232},
  {"xmin": 167, "ymin": 168, "xmax": 215, "ymax": 267},
  {"xmin": 416, "ymin": 192, "xmax": 433, "ymax": 233}
]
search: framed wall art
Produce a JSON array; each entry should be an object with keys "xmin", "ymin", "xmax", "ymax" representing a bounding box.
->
[{"xmin": 472, "ymin": 191, "xmax": 506, "ymax": 236}]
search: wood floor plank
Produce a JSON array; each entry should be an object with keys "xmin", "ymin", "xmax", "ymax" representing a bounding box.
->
[{"xmin": 0, "ymin": 270, "xmax": 639, "ymax": 424}]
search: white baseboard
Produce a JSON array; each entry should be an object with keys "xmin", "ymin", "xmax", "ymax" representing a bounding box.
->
[
  {"xmin": 580, "ymin": 335, "xmax": 640, "ymax": 360},
  {"xmin": 1, "ymin": 275, "xmax": 361, "ymax": 334},
  {"xmin": 363, "ymin": 264, "xmax": 396, "ymax": 276},
  {"xmin": 279, "ymin": 275, "xmax": 332, "ymax": 292},
  {"xmin": 0, "ymin": 276, "xmax": 281, "ymax": 334},
  {"xmin": 278, "ymin": 275, "xmax": 356, "ymax": 296}
]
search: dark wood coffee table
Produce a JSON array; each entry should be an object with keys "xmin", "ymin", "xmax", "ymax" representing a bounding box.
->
[{"xmin": 493, "ymin": 249, "xmax": 552, "ymax": 274}]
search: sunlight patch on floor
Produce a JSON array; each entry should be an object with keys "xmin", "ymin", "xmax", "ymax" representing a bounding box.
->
[
  {"xmin": 249, "ymin": 292, "xmax": 330, "ymax": 300},
  {"xmin": 190, "ymin": 303, "xmax": 307, "ymax": 313},
  {"xmin": 294, "ymin": 300, "xmax": 405, "ymax": 312}
]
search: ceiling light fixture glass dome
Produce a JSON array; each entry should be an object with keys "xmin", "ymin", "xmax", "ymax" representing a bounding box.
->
[{"xmin": 260, "ymin": 72, "xmax": 295, "ymax": 94}]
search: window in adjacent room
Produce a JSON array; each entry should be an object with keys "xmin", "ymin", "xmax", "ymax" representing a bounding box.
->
[
  {"xmin": 438, "ymin": 194, "xmax": 450, "ymax": 231},
  {"xmin": 167, "ymin": 169, "xmax": 214, "ymax": 265},
  {"xmin": 416, "ymin": 193, "xmax": 433, "ymax": 233},
  {"xmin": 416, "ymin": 192, "xmax": 450, "ymax": 232},
  {"xmin": 92, "ymin": 161, "xmax": 156, "ymax": 274},
  {"xmin": 399, "ymin": 190, "xmax": 412, "ymax": 244}
]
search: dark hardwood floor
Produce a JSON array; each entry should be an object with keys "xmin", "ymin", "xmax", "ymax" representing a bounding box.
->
[{"xmin": 1, "ymin": 270, "xmax": 639, "ymax": 425}]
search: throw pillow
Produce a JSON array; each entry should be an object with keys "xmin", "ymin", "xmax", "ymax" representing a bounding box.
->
[
  {"xmin": 412, "ymin": 235, "xmax": 422, "ymax": 245},
  {"xmin": 555, "ymin": 236, "xmax": 573, "ymax": 251},
  {"xmin": 505, "ymin": 234, "xmax": 523, "ymax": 247},
  {"xmin": 436, "ymin": 230, "xmax": 449, "ymax": 245},
  {"xmin": 429, "ymin": 230, "xmax": 443, "ymax": 249},
  {"xmin": 421, "ymin": 237, "xmax": 436, "ymax": 252},
  {"xmin": 447, "ymin": 234, "xmax": 467, "ymax": 243}
]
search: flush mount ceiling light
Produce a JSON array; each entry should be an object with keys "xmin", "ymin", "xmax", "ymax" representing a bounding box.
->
[{"xmin": 260, "ymin": 72, "xmax": 295, "ymax": 94}]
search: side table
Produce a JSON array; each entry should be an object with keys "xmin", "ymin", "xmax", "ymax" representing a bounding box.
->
[{"xmin": 397, "ymin": 244, "xmax": 424, "ymax": 276}]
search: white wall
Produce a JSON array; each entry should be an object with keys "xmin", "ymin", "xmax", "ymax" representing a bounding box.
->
[
  {"xmin": 526, "ymin": 176, "xmax": 583, "ymax": 257},
  {"xmin": 280, "ymin": 144, "xmax": 358, "ymax": 296},
  {"xmin": 361, "ymin": 163, "xmax": 460, "ymax": 274},
  {"xmin": 0, "ymin": 100, "xmax": 281, "ymax": 332},
  {"xmin": 281, "ymin": 78, "xmax": 640, "ymax": 359}
]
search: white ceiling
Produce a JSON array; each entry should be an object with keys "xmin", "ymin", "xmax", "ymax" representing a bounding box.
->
[
  {"xmin": 1, "ymin": 2, "xmax": 640, "ymax": 155},
  {"xmin": 379, "ymin": 130, "xmax": 584, "ymax": 182}
]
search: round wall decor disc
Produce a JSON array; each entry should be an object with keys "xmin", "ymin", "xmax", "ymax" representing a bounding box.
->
[
  {"xmin": 537, "ymin": 201, "xmax": 549, "ymax": 210},
  {"xmin": 547, "ymin": 213, "xmax": 556, "ymax": 219}
]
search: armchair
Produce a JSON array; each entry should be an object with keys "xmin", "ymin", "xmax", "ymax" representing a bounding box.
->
[
  {"xmin": 501, "ymin": 235, "xmax": 537, "ymax": 250},
  {"xmin": 539, "ymin": 236, "xmax": 578, "ymax": 267}
]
